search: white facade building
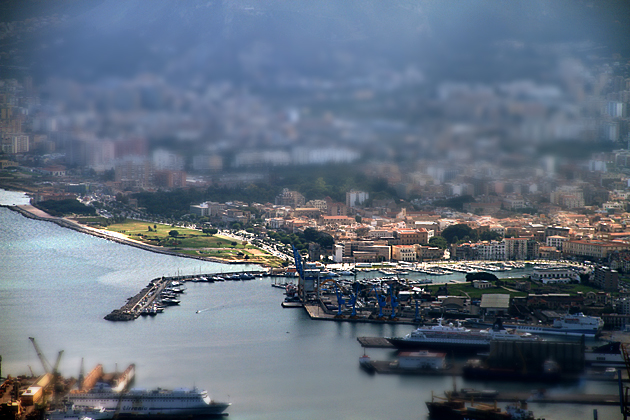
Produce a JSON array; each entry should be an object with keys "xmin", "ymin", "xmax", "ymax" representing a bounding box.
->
[{"xmin": 531, "ymin": 266, "xmax": 580, "ymax": 284}]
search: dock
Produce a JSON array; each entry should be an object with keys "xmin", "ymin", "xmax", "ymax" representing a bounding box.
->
[
  {"xmin": 104, "ymin": 271, "xmax": 261, "ymax": 321},
  {"xmin": 303, "ymin": 304, "xmax": 418, "ymax": 325}
]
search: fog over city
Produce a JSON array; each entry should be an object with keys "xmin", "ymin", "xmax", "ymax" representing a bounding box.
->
[{"xmin": 1, "ymin": 0, "xmax": 628, "ymax": 206}]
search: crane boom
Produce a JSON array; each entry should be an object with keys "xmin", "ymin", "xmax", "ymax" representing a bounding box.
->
[
  {"xmin": 29, "ymin": 337, "xmax": 51, "ymax": 374},
  {"xmin": 52, "ymin": 350, "xmax": 64, "ymax": 374}
]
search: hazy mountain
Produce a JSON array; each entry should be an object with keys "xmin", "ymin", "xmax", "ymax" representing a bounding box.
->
[{"xmin": 2, "ymin": 0, "xmax": 628, "ymax": 84}]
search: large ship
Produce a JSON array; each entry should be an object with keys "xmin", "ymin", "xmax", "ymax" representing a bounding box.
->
[
  {"xmin": 508, "ymin": 313, "xmax": 603, "ymax": 338},
  {"xmin": 387, "ymin": 319, "xmax": 541, "ymax": 351},
  {"xmin": 466, "ymin": 313, "xmax": 604, "ymax": 338},
  {"xmin": 67, "ymin": 383, "xmax": 230, "ymax": 418}
]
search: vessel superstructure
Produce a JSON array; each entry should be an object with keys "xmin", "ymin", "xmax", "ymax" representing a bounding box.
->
[
  {"xmin": 387, "ymin": 319, "xmax": 541, "ymax": 351},
  {"xmin": 67, "ymin": 384, "xmax": 230, "ymax": 418},
  {"xmin": 584, "ymin": 341, "xmax": 625, "ymax": 367},
  {"xmin": 510, "ymin": 313, "xmax": 603, "ymax": 338},
  {"xmin": 466, "ymin": 313, "xmax": 604, "ymax": 338}
]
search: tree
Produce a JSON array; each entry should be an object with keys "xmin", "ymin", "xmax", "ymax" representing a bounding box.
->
[
  {"xmin": 428, "ymin": 236, "xmax": 448, "ymax": 249},
  {"xmin": 465, "ymin": 272, "xmax": 499, "ymax": 282},
  {"xmin": 479, "ymin": 230, "xmax": 502, "ymax": 241},
  {"xmin": 169, "ymin": 230, "xmax": 179, "ymax": 238},
  {"xmin": 203, "ymin": 228, "xmax": 218, "ymax": 236},
  {"xmin": 441, "ymin": 224, "xmax": 477, "ymax": 244},
  {"xmin": 355, "ymin": 227, "xmax": 370, "ymax": 238}
]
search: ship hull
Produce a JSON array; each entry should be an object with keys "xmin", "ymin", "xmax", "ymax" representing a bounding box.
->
[
  {"xmin": 426, "ymin": 401, "xmax": 510, "ymax": 420},
  {"xmin": 387, "ymin": 338, "xmax": 489, "ymax": 353}
]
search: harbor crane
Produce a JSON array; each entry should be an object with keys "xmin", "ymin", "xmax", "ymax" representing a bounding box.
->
[
  {"xmin": 319, "ymin": 279, "xmax": 346, "ymax": 317},
  {"xmin": 29, "ymin": 337, "xmax": 51, "ymax": 374},
  {"xmin": 371, "ymin": 286, "xmax": 387, "ymax": 318},
  {"xmin": 388, "ymin": 283, "xmax": 399, "ymax": 319},
  {"xmin": 29, "ymin": 337, "xmax": 64, "ymax": 408},
  {"xmin": 347, "ymin": 282, "xmax": 361, "ymax": 318}
]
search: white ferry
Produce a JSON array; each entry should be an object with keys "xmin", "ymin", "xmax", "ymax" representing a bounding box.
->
[
  {"xmin": 386, "ymin": 318, "xmax": 541, "ymax": 351},
  {"xmin": 67, "ymin": 383, "xmax": 230, "ymax": 418},
  {"xmin": 508, "ymin": 313, "xmax": 603, "ymax": 338}
]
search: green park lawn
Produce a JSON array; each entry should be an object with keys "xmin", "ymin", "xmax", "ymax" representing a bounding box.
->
[{"xmin": 95, "ymin": 219, "xmax": 283, "ymax": 266}]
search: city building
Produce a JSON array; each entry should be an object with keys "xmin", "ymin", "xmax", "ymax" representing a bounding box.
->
[
  {"xmin": 562, "ymin": 239, "xmax": 630, "ymax": 260},
  {"xmin": 275, "ymin": 188, "xmax": 306, "ymax": 208},
  {"xmin": 531, "ymin": 266, "xmax": 579, "ymax": 284},
  {"xmin": 592, "ymin": 266, "xmax": 619, "ymax": 292},
  {"xmin": 346, "ymin": 190, "xmax": 369, "ymax": 208},
  {"xmin": 391, "ymin": 245, "xmax": 417, "ymax": 262}
]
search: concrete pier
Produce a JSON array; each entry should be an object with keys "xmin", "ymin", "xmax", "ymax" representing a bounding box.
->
[{"xmin": 104, "ymin": 272, "xmax": 261, "ymax": 321}]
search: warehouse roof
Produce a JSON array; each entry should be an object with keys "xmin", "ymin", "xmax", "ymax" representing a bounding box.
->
[{"xmin": 480, "ymin": 293, "xmax": 510, "ymax": 309}]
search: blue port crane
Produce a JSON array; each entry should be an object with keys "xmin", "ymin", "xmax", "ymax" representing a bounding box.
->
[
  {"xmin": 291, "ymin": 244, "xmax": 304, "ymax": 280},
  {"xmin": 320, "ymin": 279, "xmax": 345, "ymax": 316},
  {"xmin": 346, "ymin": 282, "xmax": 361, "ymax": 317},
  {"xmin": 388, "ymin": 283, "xmax": 399, "ymax": 319},
  {"xmin": 371, "ymin": 286, "xmax": 387, "ymax": 318}
]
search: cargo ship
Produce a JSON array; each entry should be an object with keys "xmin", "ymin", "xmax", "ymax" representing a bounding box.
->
[
  {"xmin": 386, "ymin": 319, "xmax": 541, "ymax": 352},
  {"xmin": 426, "ymin": 391, "xmax": 537, "ymax": 420},
  {"xmin": 67, "ymin": 383, "xmax": 230, "ymax": 418}
]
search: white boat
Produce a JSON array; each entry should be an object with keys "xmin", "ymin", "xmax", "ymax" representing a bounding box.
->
[
  {"xmin": 46, "ymin": 404, "xmax": 112, "ymax": 420},
  {"xmin": 507, "ymin": 313, "xmax": 604, "ymax": 338},
  {"xmin": 387, "ymin": 318, "xmax": 541, "ymax": 351},
  {"xmin": 67, "ymin": 383, "xmax": 230, "ymax": 418}
]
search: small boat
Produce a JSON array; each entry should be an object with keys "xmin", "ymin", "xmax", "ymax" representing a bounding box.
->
[
  {"xmin": 161, "ymin": 298, "xmax": 180, "ymax": 306},
  {"xmin": 46, "ymin": 403, "xmax": 113, "ymax": 420},
  {"xmin": 359, "ymin": 352, "xmax": 375, "ymax": 373}
]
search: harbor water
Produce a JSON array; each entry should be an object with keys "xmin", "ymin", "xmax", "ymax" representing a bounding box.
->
[{"xmin": 0, "ymin": 190, "xmax": 622, "ymax": 420}]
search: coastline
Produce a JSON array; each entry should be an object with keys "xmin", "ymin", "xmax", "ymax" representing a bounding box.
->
[{"xmin": 2, "ymin": 204, "xmax": 260, "ymax": 267}]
